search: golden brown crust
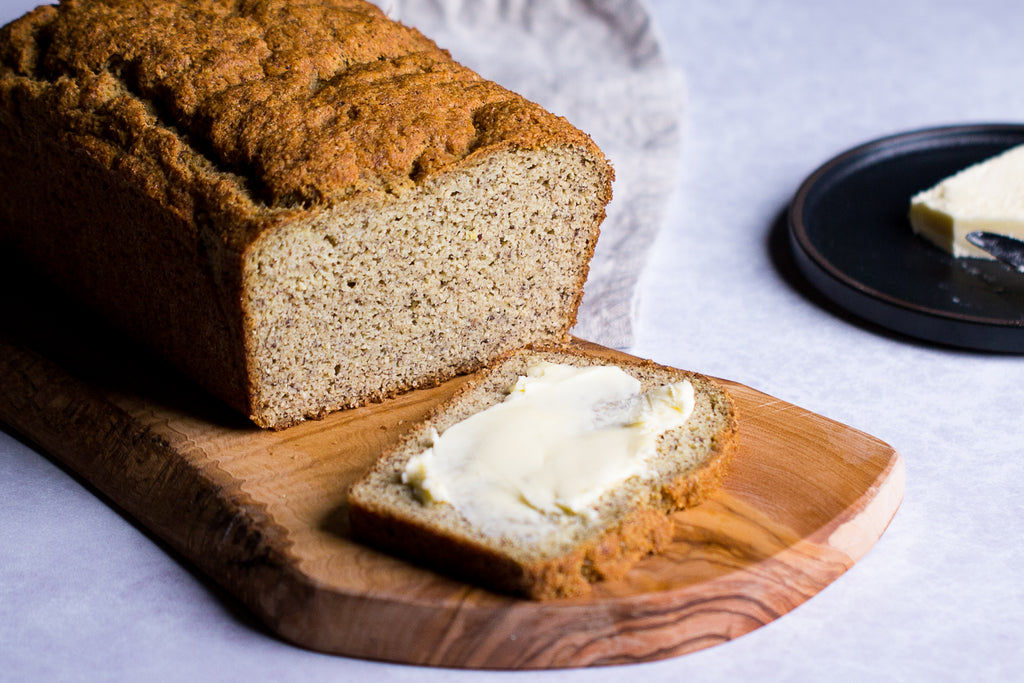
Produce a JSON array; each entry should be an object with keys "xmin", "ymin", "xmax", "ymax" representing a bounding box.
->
[{"xmin": 1, "ymin": 0, "xmax": 602, "ymax": 218}]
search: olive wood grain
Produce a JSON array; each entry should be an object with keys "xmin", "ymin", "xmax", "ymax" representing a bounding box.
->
[{"xmin": 0, "ymin": 296, "xmax": 903, "ymax": 668}]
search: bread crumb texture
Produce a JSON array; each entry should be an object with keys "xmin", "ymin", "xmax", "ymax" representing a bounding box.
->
[{"xmin": 0, "ymin": 1, "xmax": 613, "ymax": 427}]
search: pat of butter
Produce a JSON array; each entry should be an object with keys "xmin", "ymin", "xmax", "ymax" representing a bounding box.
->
[
  {"xmin": 401, "ymin": 361, "xmax": 695, "ymax": 529},
  {"xmin": 909, "ymin": 143, "xmax": 1024, "ymax": 258}
]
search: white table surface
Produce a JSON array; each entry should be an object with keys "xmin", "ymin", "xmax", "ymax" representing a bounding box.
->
[{"xmin": 3, "ymin": 0, "xmax": 1024, "ymax": 680}]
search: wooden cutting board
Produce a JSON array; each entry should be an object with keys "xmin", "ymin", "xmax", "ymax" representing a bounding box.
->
[{"xmin": 0, "ymin": 296, "xmax": 903, "ymax": 668}]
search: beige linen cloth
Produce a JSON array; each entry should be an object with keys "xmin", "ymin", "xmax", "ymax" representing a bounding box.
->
[{"xmin": 379, "ymin": 0, "xmax": 685, "ymax": 349}]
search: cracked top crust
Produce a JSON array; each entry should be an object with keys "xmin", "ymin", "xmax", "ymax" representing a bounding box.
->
[{"xmin": 0, "ymin": 0, "xmax": 599, "ymax": 218}]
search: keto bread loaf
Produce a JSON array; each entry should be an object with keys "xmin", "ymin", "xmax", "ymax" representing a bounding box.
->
[
  {"xmin": 347, "ymin": 347, "xmax": 738, "ymax": 600},
  {"xmin": 0, "ymin": 0, "xmax": 613, "ymax": 428}
]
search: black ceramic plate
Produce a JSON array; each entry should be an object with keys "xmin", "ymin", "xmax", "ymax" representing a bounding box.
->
[{"xmin": 789, "ymin": 123, "xmax": 1024, "ymax": 353}]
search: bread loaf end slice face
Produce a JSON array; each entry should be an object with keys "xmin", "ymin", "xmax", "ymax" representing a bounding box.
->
[
  {"xmin": 241, "ymin": 146, "xmax": 610, "ymax": 429},
  {"xmin": 347, "ymin": 347, "xmax": 739, "ymax": 600}
]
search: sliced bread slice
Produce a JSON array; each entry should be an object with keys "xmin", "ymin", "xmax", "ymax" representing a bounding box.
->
[{"xmin": 346, "ymin": 347, "xmax": 738, "ymax": 600}]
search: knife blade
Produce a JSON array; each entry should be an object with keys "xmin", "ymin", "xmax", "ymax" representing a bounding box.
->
[{"xmin": 965, "ymin": 231, "xmax": 1024, "ymax": 273}]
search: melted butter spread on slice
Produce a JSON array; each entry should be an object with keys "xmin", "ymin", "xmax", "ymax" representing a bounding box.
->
[{"xmin": 401, "ymin": 361, "xmax": 695, "ymax": 527}]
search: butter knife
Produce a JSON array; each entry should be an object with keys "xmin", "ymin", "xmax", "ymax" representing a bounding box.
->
[{"xmin": 966, "ymin": 231, "xmax": 1024, "ymax": 273}]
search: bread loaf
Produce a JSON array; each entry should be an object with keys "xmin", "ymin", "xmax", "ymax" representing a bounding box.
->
[
  {"xmin": 0, "ymin": 0, "xmax": 613, "ymax": 428},
  {"xmin": 347, "ymin": 347, "xmax": 738, "ymax": 599}
]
